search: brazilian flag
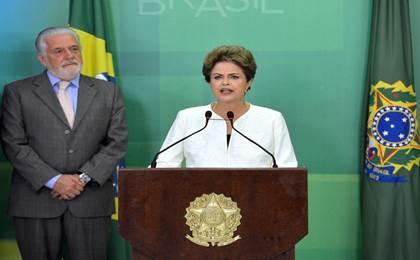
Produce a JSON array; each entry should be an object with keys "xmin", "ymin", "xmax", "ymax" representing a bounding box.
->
[
  {"xmin": 69, "ymin": 0, "xmax": 130, "ymax": 259},
  {"xmin": 363, "ymin": 0, "xmax": 420, "ymax": 260},
  {"xmin": 69, "ymin": 0, "xmax": 115, "ymax": 81}
]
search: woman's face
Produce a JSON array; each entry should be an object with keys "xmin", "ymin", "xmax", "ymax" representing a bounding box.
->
[{"xmin": 209, "ymin": 61, "xmax": 252, "ymax": 105}]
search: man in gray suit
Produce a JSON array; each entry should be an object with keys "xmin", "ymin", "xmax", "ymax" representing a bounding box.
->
[{"xmin": 0, "ymin": 26, "xmax": 128, "ymax": 260}]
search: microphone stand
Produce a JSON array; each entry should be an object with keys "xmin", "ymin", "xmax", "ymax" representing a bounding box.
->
[
  {"xmin": 150, "ymin": 111, "xmax": 212, "ymax": 168},
  {"xmin": 227, "ymin": 111, "xmax": 278, "ymax": 168}
]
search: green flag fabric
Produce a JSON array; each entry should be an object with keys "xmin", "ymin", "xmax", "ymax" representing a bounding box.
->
[
  {"xmin": 69, "ymin": 0, "xmax": 116, "ymax": 81},
  {"xmin": 363, "ymin": 0, "xmax": 420, "ymax": 260},
  {"xmin": 69, "ymin": 1, "xmax": 131, "ymax": 259}
]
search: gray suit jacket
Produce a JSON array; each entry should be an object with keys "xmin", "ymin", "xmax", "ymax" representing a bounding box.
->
[{"xmin": 1, "ymin": 71, "xmax": 128, "ymax": 218}]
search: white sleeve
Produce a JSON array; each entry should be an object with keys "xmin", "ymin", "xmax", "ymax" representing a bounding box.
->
[
  {"xmin": 155, "ymin": 111, "xmax": 186, "ymax": 167},
  {"xmin": 273, "ymin": 113, "xmax": 298, "ymax": 167}
]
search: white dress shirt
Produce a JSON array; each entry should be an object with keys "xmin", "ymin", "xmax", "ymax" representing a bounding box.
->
[{"xmin": 156, "ymin": 104, "xmax": 298, "ymax": 168}]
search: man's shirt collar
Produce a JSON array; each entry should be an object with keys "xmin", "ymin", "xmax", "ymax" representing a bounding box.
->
[{"xmin": 47, "ymin": 71, "xmax": 80, "ymax": 88}]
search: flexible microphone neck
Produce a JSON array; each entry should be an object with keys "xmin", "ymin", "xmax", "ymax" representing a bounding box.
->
[
  {"xmin": 150, "ymin": 111, "xmax": 212, "ymax": 168},
  {"xmin": 227, "ymin": 111, "xmax": 278, "ymax": 168}
]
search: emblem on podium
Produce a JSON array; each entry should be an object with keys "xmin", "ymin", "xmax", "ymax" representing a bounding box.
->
[{"xmin": 185, "ymin": 193, "xmax": 242, "ymax": 247}]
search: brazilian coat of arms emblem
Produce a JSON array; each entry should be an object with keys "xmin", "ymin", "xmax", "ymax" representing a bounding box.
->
[
  {"xmin": 365, "ymin": 81, "xmax": 419, "ymax": 182},
  {"xmin": 185, "ymin": 193, "xmax": 241, "ymax": 247}
]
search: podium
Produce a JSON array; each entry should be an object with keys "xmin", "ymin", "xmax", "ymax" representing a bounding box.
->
[{"xmin": 118, "ymin": 168, "xmax": 307, "ymax": 260}]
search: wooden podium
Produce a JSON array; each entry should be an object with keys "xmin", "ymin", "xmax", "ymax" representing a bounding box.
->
[{"xmin": 118, "ymin": 168, "xmax": 307, "ymax": 260}]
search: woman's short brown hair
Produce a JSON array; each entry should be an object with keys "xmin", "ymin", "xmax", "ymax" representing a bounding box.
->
[{"xmin": 202, "ymin": 45, "xmax": 257, "ymax": 83}]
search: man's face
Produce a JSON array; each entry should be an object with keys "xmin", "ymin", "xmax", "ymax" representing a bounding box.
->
[{"xmin": 38, "ymin": 33, "xmax": 83, "ymax": 81}]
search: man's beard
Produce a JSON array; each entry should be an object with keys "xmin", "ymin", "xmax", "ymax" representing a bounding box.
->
[{"xmin": 47, "ymin": 60, "xmax": 82, "ymax": 80}]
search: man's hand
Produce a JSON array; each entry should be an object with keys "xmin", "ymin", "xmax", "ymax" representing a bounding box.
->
[{"xmin": 51, "ymin": 174, "xmax": 84, "ymax": 200}]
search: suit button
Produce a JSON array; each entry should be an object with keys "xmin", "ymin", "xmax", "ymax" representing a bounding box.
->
[
  {"xmin": 64, "ymin": 130, "xmax": 71, "ymax": 135},
  {"xmin": 68, "ymin": 149, "xmax": 74, "ymax": 154}
]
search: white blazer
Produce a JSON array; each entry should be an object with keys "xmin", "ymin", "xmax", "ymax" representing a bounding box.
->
[{"xmin": 156, "ymin": 104, "xmax": 298, "ymax": 168}]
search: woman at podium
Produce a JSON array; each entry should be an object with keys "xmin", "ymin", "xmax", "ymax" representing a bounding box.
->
[{"xmin": 154, "ymin": 45, "xmax": 297, "ymax": 168}]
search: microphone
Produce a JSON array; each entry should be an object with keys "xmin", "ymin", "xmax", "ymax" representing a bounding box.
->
[
  {"xmin": 150, "ymin": 111, "xmax": 212, "ymax": 168},
  {"xmin": 227, "ymin": 111, "xmax": 278, "ymax": 168}
]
